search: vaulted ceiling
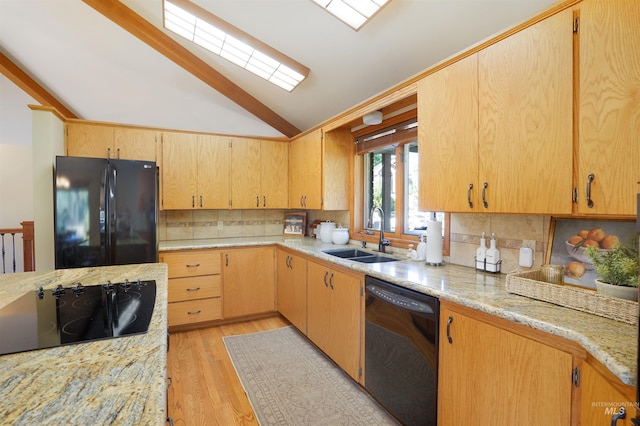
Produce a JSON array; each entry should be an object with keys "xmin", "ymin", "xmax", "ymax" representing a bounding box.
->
[{"xmin": 1, "ymin": 0, "xmax": 560, "ymax": 139}]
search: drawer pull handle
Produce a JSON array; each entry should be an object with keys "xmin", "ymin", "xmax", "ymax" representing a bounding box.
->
[
  {"xmin": 586, "ymin": 173, "xmax": 595, "ymax": 208},
  {"xmin": 186, "ymin": 263, "xmax": 200, "ymax": 267},
  {"xmin": 467, "ymin": 183, "xmax": 473, "ymax": 208},
  {"xmin": 187, "ymin": 310, "xmax": 201, "ymax": 315},
  {"xmin": 186, "ymin": 287, "xmax": 201, "ymax": 291},
  {"xmin": 611, "ymin": 406, "xmax": 626, "ymax": 425},
  {"xmin": 446, "ymin": 316, "xmax": 454, "ymax": 344}
]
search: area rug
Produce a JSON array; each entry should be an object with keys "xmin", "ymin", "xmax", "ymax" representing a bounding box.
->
[{"xmin": 223, "ymin": 326, "xmax": 400, "ymax": 425}]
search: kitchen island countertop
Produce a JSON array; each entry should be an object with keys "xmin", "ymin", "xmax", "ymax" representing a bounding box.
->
[
  {"xmin": 161, "ymin": 236, "xmax": 637, "ymax": 387},
  {"xmin": 0, "ymin": 263, "xmax": 168, "ymax": 426}
]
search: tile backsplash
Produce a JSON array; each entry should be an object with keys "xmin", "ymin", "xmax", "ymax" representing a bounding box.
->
[
  {"xmin": 449, "ymin": 213, "xmax": 551, "ymax": 273},
  {"xmin": 159, "ymin": 209, "xmax": 550, "ymax": 274}
]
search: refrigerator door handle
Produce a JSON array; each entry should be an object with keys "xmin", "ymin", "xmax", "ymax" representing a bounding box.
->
[
  {"xmin": 107, "ymin": 164, "xmax": 118, "ymax": 264},
  {"xmin": 100, "ymin": 166, "xmax": 109, "ymax": 265}
]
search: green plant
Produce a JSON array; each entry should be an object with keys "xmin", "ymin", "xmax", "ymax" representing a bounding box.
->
[{"xmin": 584, "ymin": 237, "xmax": 638, "ymax": 287}]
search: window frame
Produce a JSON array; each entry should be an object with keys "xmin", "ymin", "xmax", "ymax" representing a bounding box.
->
[{"xmin": 352, "ymin": 113, "xmax": 450, "ymax": 255}]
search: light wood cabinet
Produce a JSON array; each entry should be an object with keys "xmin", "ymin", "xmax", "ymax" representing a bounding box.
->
[
  {"xmin": 439, "ymin": 301, "xmax": 576, "ymax": 426},
  {"xmin": 276, "ymin": 250, "xmax": 307, "ymax": 333},
  {"xmin": 161, "ymin": 249, "xmax": 222, "ymax": 328},
  {"xmin": 576, "ymin": 0, "xmax": 640, "ymax": 216},
  {"xmin": 230, "ymin": 138, "xmax": 288, "ymax": 209},
  {"xmin": 307, "ymin": 260, "xmax": 362, "ymax": 381},
  {"xmin": 418, "ymin": 54, "xmax": 479, "ymax": 212},
  {"xmin": 161, "ymin": 132, "xmax": 230, "ymax": 210},
  {"xmin": 418, "ymin": 9, "xmax": 573, "ymax": 214},
  {"xmin": 66, "ymin": 122, "xmax": 157, "ymax": 161},
  {"xmin": 581, "ymin": 357, "xmax": 636, "ymax": 426},
  {"xmin": 478, "ymin": 8, "xmax": 574, "ymax": 214},
  {"xmin": 289, "ymin": 127, "xmax": 351, "ymax": 210},
  {"xmin": 222, "ymin": 246, "xmax": 276, "ymax": 319}
]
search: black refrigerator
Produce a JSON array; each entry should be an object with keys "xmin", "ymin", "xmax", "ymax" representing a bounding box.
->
[{"xmin": 54, "ymin": 156, "xmax": 158, "ymax": 269}]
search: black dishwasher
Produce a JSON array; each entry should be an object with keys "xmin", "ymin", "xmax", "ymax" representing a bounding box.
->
[{"xmin": 364, "ymin": 275, "xmax": 439, "ymax": 426}]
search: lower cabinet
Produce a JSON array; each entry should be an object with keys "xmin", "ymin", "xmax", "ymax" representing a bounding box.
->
[
  {"xmin": 161, "ymin": 249, "xmax": 222, "ymax": 328},
  {"xmin": 439, "ymin": 301, "xmax": 578, "ymax": 426},
  {"xmin": 221, "ymin": 246, "xmax": 276, "ymax": 319},
  {"xmin": 581, "ymin": 357, "xmax": 636, "ymax": 426},
  {"xmin": 307, "ymin": 260, "xmax": 363, "ymax": 382},
  {"xmin": 276, "ymin": 249, "xmax": 308, "ymax": 334}
]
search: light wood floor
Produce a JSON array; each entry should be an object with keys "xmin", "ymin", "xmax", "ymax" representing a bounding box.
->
[{"xmin": 167, "ymin": 315, "xmax": 291, "ymax": 426}]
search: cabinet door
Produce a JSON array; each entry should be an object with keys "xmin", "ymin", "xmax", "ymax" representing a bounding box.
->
[
  {"xmin": 289, "ymin": 129, "xmax": 322, "ymax": 209},
  {"xmin": 306, "ymin": 260, "xmax": 332, "ymax": 352},
  {"xmin": 322, "ymin": 128, "xmax": 351, "ymax": 210},
  {"xmin": 276, "ymin": 250, "xmax": 307, "ymax": 333},
  {"xmin": 439, "ymin": 304, "xmax": 573, "ymax": 426},
  {"xmin": 577, "ymin": 0, "xmax": 640, "ymax": 215},
  {"xmin": 161, "ymin": 131, "xmax": 198, "ymax": 210},
  {"xmin": 230, "ymin": 137, "xmax": 261, "ymax": 209},
  {"xmin": 478, "ymin": 9, "xmax": 573, "ymax": 214},
  {"xmin": 114, "ymin": 127, "xmax": 157, "ymax": 161},
  {"xmin": 418, "ymin": 54, "xmax": 479, "ymax": 212},
  {"xmin": 325, "ymin": 268, "xmax": 362, "ymax": 381},
  {"xmin": 261, "ymin": 141, "xmax": 288, "ymax": 208},
  {"xmin": 581, "ymin": 360, "xmax": 636, "ymax": 426},
  {"xmin": 66, "ymin": 123, "xmax": 114, "ymax": 158},
  {"xmin": 222, "ymin": 247, "xmax": 275, "ymax": 318},
  {"xmin": 197, "ymin": 134, "xmax": 230, "ymax": 209}
]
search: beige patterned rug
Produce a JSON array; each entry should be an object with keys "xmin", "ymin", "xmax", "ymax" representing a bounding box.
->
[{"xmin": 223, "ymin": 326, "xmax": 400, "ymax": 426}]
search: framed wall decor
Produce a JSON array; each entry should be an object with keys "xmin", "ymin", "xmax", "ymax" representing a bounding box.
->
[
  {"xmin": 547, "ymin": 218, "xmax": 635, "ymax": 289},
  {"xmin": 283, "ymin": 212, "xmax": 307, "ymax": 237}
]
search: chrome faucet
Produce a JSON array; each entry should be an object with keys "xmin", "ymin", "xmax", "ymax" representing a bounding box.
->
[{"xmin": 367, "ymin": 206, "xmax": 391, "ymax": 253}]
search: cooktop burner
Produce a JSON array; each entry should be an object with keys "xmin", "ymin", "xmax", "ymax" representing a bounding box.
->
[{"xmin": 0, "ymin": 280, "xmax": 156, "ymax": 356}]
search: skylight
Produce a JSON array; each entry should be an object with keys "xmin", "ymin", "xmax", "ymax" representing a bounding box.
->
[
  {"xmin": 163, "ymin": 0, "xmax": 309, "ymax": 91},
  {"xmin": 312, "ymin": 0, "xmax": 390, "ymax": 30}
]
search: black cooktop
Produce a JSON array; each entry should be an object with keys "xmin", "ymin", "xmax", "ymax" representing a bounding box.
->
[{"xmin": 0, "ymin": 280, "xmax": 156, "ymax": 356}]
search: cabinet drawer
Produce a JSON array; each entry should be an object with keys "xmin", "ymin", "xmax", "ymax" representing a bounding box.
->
[
  {"xmin": 161, "ymin": 250, "xmax": 221, "ymax": 278},
  {"xmin": 168, "ymin": 298, "xmax": 222, "ymax": 326},
  {"xmin": 168, "ymin": 275, "xmax": 221, "ymax": 303}
]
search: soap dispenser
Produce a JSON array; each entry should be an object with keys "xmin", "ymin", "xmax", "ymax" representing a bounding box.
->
[
  {"xmin": 485, "ymin": 233, "xmax": 501, "ymax": 273},
  {"xmin": 476, "ymin": 232, "xmax": 487, "ymax": 270}
]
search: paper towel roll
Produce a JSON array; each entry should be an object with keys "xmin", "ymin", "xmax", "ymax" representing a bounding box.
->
[{"xmin": 425, "ymin": 220, "xmax": 444, "ymax": 265}]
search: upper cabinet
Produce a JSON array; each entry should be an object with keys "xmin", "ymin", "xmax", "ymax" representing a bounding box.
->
[
  {"xmin": 418, "ymin": 54, "xmax": 479, "ymax": 212},
  {"xmin": 289, "ymin": 128, "xmax": 352, "ymax": 210},
  {"xmin": 419, "ymin": 9, "xmax": 574, "ymax": 214},
  {"xmin": 66, "ymin": 122, "xmax": 158, "ymax": 161},
  {"xmin": 161, "ymin": 131, "xmax": 230, "ymax": 210},
  {"xmin": 576, "ymin": 0, "xmax": 640, "ymax": 216},
  {"xmin": 230, "ymin": 138, "xmax": 288, "ymax": 209},
  {"xmin": 477, "ymin": 8, "xmax": 573, "ymax": 214}
]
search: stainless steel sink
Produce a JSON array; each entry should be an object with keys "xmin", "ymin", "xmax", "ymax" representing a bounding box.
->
[
  {"xmin": 323, "ymin": 249, "xmax": 399, "ymax": 263},
  {"xmin": 351, "ymin": 255, "xmax": 398, "ymax": 263},
  {"xmin": 323, "ymin": 248, "xmax": 373, "ymax": 258}
]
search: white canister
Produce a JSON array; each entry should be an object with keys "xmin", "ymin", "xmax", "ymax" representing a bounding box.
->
[
  {"xmin": 319, "ymin": 221, "xmax": 336, "ymax": 243},
  {"xmin": 331, "ymin": 228, "xmax": 349, "ymax": 245}
]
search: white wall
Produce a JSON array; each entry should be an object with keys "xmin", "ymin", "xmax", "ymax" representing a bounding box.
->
[
  {"xmin": 32, "ymin": 108, "xmax": 65, "ymax": 271},
  {"xmin": 0, "ymin": 76, "xmax": 35, "ymax": 272}
]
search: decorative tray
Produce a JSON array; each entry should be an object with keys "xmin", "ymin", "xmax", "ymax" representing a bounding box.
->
[{"xmin": 506, "ymin": 270, "xmax": 638, "ymax": 325}]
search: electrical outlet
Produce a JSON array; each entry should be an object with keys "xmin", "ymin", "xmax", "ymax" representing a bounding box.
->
[
  {"xmin": 522, "ymin": 239, "xmax": 536, "ymax": 256},
  {"xmin": 218, "ymin": 220, "xmax": 224, "ymax": 230}
]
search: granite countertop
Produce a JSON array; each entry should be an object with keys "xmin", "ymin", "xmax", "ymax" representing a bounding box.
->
[
  {"xmin": 0, "ymin": 263, "xmax": 168, "ymax": 426},
  {"xmin": 161, "ymin": 237, "xmax": 638, "ymax": 386}
]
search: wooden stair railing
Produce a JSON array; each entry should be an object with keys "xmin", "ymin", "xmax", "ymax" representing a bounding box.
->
[{"xmin": 0, "ymin": 221, "xmax": 35, "ymax": 273}]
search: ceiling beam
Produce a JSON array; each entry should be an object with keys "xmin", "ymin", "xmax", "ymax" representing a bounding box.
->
[
  {"xmin": 0, "ymin": 51, "xmax": 77, "ymax": 119},
  {"xmin": 82, "ymin": 0, "xmax": 301, "ymax": 138}
]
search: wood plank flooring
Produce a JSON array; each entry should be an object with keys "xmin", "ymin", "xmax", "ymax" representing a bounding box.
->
[{"xmin": 167, "ymin": 315, "xmax": 291, "ymax": 426}]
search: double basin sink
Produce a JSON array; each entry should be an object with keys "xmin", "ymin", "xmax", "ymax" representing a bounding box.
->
[{"xmin": 323, "ymin": 248, "xmax": 399, "ymax": 263}]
